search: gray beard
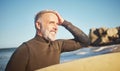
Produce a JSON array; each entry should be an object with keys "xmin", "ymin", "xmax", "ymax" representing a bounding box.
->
[{"xmin": 41, "ymin": 28, "xmax": 56, "ymax": 41}]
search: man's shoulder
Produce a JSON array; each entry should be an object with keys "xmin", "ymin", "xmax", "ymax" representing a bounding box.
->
[
  {"xmin": 53, "ymin": 39, "xmax": 65, "ymax": 47},
  {"xmin": 54, "ymin": 39, "xmax": 64, "ymax": 43},
  {"xmin": 24, "ymin": 37, "xmax": 39, "ymax": 47},
  {"xmin": 25, "ymin": 37, "xmax": 36, "ymax": 43},
  {"xmin": 17, "ymin": 37, "xmax": 35, "ymax": 48}
]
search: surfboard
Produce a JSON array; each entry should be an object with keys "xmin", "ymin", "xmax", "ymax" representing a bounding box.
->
[{"xmin": 35, "ymin": 52, "xmax": 120, "ymax": 71}]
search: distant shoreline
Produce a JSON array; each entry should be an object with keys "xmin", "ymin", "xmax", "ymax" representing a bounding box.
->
[{"xmin": 0, "ymin": 47, "xmax": 16, "ymax": 50}]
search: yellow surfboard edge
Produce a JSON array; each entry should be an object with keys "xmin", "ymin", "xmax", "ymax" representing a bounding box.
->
[{"xmin": 35, "ymin": 52, "xmax": 120, "ymax": 71}]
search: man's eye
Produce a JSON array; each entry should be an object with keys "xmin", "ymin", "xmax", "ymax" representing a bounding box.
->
[
  {"xmin": 50, "ymin": 22, "xmax": 53, "ymax": 24},
  {"xmin": 49, "ymin": 21, "xmax": 55, "ymax": 23},
  {"xmin": 49, "ymin": 22, "xmax": 55, "ymax": 25}
]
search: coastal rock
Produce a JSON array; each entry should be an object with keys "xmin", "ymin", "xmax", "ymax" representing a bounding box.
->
[{"xmin": 89, "ymin": 26, "xmax": 120, "ymax": 46}]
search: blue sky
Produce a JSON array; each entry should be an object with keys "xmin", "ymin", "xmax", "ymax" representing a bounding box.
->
[{"xmin": 0, "ymin": 0, "xmax": 120, "ymax": 48}]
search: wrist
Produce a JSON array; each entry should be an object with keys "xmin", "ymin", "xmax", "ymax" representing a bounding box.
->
[{"xmin": 61, "ymin": 20, "xmax": 71, "ymax": 27}]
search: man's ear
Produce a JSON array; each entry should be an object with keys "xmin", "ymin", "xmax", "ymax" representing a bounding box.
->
[{"xmin": 35, "ymin": 22, "xmax": 41, "ymax": 30}]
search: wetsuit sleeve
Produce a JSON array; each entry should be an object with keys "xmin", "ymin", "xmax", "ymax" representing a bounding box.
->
[
  {"xmin": 60, "ymin": 20, "xmax": 90, "ymax": 52},
  {"xmin": 5, "ymin": 43, "xmax": 29, "ymax": 71}
]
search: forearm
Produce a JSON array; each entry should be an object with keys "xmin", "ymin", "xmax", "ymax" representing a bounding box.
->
[{"xmin": 61, "ymin": 20, "xmax": 90, "ymax": 46}]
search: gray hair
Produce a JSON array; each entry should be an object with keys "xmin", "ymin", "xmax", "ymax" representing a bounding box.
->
[{"xmin": 34, "ymin": 10, "xmax": 56, "ymax": 23}]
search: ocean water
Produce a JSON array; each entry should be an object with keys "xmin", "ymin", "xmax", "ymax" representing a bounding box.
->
[
  {"xmin": 0, "ymin": 48, "xmax": 16, "ymax": 71},
  {"xmin": 0, "ymin": 45, "xmax": 118, "ymax": 71}
]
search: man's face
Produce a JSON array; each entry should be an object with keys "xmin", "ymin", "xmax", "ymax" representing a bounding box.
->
[{"xmin": 40, "ymin": 13, "xmax": 59, "ymax": 41}]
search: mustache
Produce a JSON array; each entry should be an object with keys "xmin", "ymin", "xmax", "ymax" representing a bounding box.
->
[{"xmin": 50, "ymin": 30, "xmax": 57, "ymax": 34}]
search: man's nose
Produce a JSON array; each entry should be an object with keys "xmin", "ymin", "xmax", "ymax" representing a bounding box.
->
[{"xmin": 53, "ymin": 24, "xmax": 58, "ymax": 31}]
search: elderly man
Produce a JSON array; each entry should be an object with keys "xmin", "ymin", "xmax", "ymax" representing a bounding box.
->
[{"xmin": 5, "ymin": 10, "xmax": 90, "ymax": 71}]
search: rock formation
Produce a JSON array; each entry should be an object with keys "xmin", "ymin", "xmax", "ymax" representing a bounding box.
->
[{"xmin": 89, "ymin": 26, "xmax": 120, "ymax": 46}]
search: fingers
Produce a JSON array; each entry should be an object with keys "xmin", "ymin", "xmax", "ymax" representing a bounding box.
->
[
  {"xmin": 43, "ymin": 10, "xmax": 64, "ymax": 25},
  {"xmin": 53, "ymin": 11, "xmax": 64, "ymax": 25}
]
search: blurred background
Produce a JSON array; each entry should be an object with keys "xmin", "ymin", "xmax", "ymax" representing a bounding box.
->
[
  {"xmin": 0, "ymin": 0, "xmax": 120, "ymax": 48},
  {"xmin": 0, "ymin": 0, "xmax": 120, "ymax": 71}
]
